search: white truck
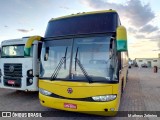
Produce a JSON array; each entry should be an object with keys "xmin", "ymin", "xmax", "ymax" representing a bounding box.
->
[{"xmin": 0, "ymin": 36, "xmax": 42, "ymax": 91}]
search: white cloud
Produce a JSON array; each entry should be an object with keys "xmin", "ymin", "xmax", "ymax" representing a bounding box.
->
[
  {"xmin": 80, "ymin": 0, "xmax": 155, "ymax": 27},
  {"xmin": 17, "ymin": 28, "xmax": 34, "ymax": 33},
  {"xmin": 139, "ymin": 24, "xmax": 158, "ymax": 33}
]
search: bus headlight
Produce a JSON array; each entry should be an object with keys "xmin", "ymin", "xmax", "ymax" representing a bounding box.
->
[
  {"xmin": 39, "ymin": 88, "xmax": 52, "ymax": 96},
  {"xmin": 92, "ymin": 94, "xmax": 117, "ymax": 102}
]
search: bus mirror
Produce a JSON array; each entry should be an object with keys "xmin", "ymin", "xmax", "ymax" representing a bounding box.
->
[{"xmin": 116, "ymin": 26, "xmax": 127, "ymax": 52}]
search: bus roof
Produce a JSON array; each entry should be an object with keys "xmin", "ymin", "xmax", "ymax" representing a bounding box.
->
[
  {"xmin": 50, "ymin": 9, "xmax": 117, "ymax": 21},
  {"xmin": 45, "ymin": 9, "xmax": 120, "ymax": 38}
]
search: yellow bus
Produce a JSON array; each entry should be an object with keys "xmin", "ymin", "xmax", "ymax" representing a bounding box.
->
[{"xmin": 36, "ymin": 10, "xmax": 128, "ymax": 116}]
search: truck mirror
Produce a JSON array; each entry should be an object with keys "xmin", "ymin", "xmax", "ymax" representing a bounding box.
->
[
  {"xmin": 116, "ymin": 26, "xmax": 127, "ymax": 52},
  {"xmin": 24, "ymin": 36, "xmax": 42, "ymax": 56},
  {"xmin": 44, "ymin": 47, "xmax": 49, "ymax": 61},
  {"xmin": 44, "ymin": 53, "xmax": 48, "ymax": 61}
]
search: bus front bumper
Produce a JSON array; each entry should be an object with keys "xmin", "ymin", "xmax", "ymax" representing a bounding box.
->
[{"xmin": 39, "ymin": 93, "xmax": 119, "ymax": 116}]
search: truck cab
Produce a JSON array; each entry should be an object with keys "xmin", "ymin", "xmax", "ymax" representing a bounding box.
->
[{"xmin": 0, "ymin": 37, "xmax": 42, "ymax": 91}]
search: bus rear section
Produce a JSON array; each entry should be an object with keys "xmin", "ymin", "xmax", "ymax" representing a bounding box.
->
[
  {"xmin": 38, "ymin": 10, "xmax": 128, "ymax": 116},
  {"xmin": 0, "ymin": 36, "xmax": 42, "ymax": 91}
]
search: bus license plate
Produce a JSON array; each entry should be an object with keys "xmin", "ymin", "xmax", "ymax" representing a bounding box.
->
[
  {"xmin": 8, "ymin": 80, "xmax": 15, "ymax": 85},
  {"xmin": 64, "ymin": 103, "xmax": 77, "ymax": 109}
]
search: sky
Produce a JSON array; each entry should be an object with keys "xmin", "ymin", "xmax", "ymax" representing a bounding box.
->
[{"xmin": 0, "ymin": 0, "xmax": 160, "ymax": 59}]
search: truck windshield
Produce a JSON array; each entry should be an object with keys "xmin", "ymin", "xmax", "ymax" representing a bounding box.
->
[
  {"xmin": 40, "ymin": 35, "xmax": 118, "ymax": 83},
  {"xmin": 1, "ymin": 45, "xmax": 33, "ymax": 58}
]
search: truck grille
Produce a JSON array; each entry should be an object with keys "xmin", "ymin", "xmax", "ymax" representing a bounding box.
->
[{"xmin": 4, "ymin": 63, "xmax": 22, "ymax": 77}]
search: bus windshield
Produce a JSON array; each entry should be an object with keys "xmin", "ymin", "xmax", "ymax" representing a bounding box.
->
[
  {"xmin": 40, "ymin": 35, "xmax": 118, "ymax": 82},
  {"xmin": 1, "ymin": 45, "xmax": 33, "ymax": 58}
]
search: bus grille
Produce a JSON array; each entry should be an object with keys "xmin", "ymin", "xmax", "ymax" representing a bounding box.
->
[{"xmin": 4, "ymin": 63, "xmax": 22, "ymax": 77}]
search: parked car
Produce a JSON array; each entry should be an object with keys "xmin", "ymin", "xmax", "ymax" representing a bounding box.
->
[{"xmin": 141, "ymin": 63, "xmax": 148, "ymax": 68}]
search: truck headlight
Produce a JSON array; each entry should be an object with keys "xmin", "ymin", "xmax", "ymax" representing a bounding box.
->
[
  {"xmin": 29, "ymin": 70, "xmax": 33, "ymax": 75},
  {"xmin": 92, "ymin": 94, "xmax": 117, "ymax": 102},
  {"xmin": 27, "ymin": 69, "xmax": 33, "ymax": 77},
  {"xmin": 29, "ymin": 79, "xmax": 33, "ymax": 83},
  {"xmin": 39, "ymin": 88, "xmax": 52, "ymax": 96}
]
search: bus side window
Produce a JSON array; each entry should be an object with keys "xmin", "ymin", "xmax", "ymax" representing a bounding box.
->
[
  {"xmin": 0, "ymin": 48, "xmax": 1, "ymax": 58},
  {"xmin": 38, "ymin": 42, "xmax": 42, "ymax": 60},
  {"xmin": 121, "ymin": 52, "xmax": 124, "ymax": 69},
  {"xmin": 117, "ymin": 52, "xmax": 122, "ymax": 69}
]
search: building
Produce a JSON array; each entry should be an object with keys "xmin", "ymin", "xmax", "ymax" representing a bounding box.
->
[{"xmin": 135, "ymin": 58, "xmax": 160, "ymax": 68}]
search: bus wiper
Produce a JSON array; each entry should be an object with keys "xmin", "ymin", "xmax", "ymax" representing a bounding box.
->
[
  {"xmin": 75, "ymin": 47, "xmax": 93, "ymax": 83},
  {"xmin": 51, "ymin": 47, "xmax": 68, "ymax": 80}
]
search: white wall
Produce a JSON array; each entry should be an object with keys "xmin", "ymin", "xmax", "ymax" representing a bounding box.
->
[{"xmin": 135, "ymin": 58, "xmax": 160, "ymax": 68}]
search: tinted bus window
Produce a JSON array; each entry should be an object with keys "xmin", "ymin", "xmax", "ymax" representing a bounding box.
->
[{"xmin": 45, "ymin": 12, "xmax": 119, "ymax": 38}]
